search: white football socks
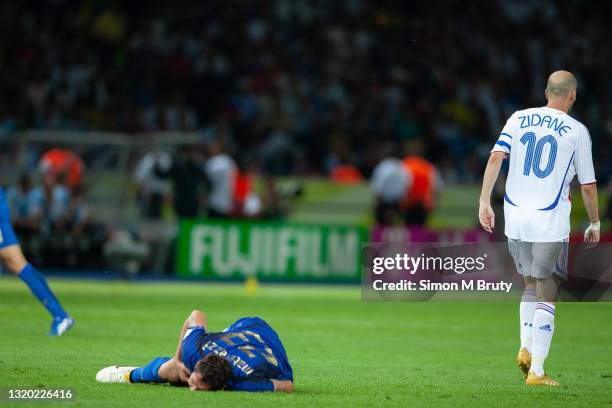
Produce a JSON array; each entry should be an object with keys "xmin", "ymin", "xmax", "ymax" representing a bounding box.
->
[
  {"xmin": 519, "ymin": 289, "xmax": 537, "ymax": 352},
  {"xmin": 531, "ymin": 302, "xmax": 555, "ymax": 376}
]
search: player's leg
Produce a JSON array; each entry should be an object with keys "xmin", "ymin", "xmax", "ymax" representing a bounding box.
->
[
  {"xmin": 526, "ymin": 242, "xmax": 563, "ymax": 386},
  {"xmin": 520, "ymin": 277, "xmax": 537, "ymax": 351},
  {"xmin": 130, "ymin": 357, "xmax": 173, "ymax": 383},
  {"xmin": 528, "ymin": 277, "xmax": 559, "ymax": 382},
  {"xmin": 509, "ymin": 239, "xmax": 536, "ymax": 376},
  {"xmin": 0, "ymin": 243, "xmax": 74, "ymax": 336},
  {"xmin": 96, "ymin": 357, "xmax": 176, "ymax": 384},
  {"xmin": 517, "ymin": 276, "xmax": 537, "ymax": 376}
]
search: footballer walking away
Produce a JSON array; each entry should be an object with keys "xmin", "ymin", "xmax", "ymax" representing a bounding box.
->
[
  {"xmin": 0, "ymin": 187, "xmax": 74, "ymax": 336},
  {"xmin": 96, "ymin": 310, "xmax": 294, "ymax": 392},
  {"xmin": 479, "ymin": 70, "xmax": 600, "ymax": 386}
]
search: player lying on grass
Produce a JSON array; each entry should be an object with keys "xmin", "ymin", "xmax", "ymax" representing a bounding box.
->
[
  {"xmin": 479, "ymin": 70, "xmax": 600, "ymax": 386},
  {"xmin": 96, "ymin": 310, "xmax": 294, "ymax": 392},
  {"xmin": 0, "ymin": 187, "xmax": 74, "ymax": 336}
]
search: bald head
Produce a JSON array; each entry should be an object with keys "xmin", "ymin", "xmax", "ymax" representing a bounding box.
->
[
  {"xmin": 545, "ymin": 70, "xmax": 577, "ymax": 113},
  {"xmin": 546, "ymin": 70, "xmax": 577, "ymax": 98}
]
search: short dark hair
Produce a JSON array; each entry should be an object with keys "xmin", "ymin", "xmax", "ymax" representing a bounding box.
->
[{"xmin": 196, "ymin": 354, "xmax": 232, "ymax": 391}]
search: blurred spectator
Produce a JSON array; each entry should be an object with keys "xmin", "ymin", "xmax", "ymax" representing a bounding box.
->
[
  {"xmin": 233, "ymin": 167, "xmax": 261, "ymax": 218},
  {"xmin": 163, "ymin": 90, "xmax": 198, "ymax": 131},
  {"xmin": 39, "ymin": 149, "xmax": 85, "ymax": 189},
  {"xmin": 133, "ymin": 151, "xmax": 171, "ymax": 219},
  {"xmin": 398, "ymin": 141, "xmax": 443, "ymax": 226},
  {"xmin": 258, "ymin": 128, "xmax": 299, "ymax": 176},
  {"xmin": 45, "ymin": 172, "xmax": 71, "ymax": 231},
  {"xmin": 371, "ymin": 148, "xmax": 411, "ymax": 225},
  {"xmin": 5, "ymin": 173, "xmax": 44, "ymax": 233},
  {"xmin": 69, "ymin": 185, "xmax": 92, "ymax": 236},
  {"xmin": 330, "ymin": 163, "xmax": 363, "ymax": 185},
  {"xmin": 155, "ymin": 145, "xmax": 208, "ymax": 218},
  {"xmin": 205, "ymin": 139, "xmax": 237, "ymax": 218}
]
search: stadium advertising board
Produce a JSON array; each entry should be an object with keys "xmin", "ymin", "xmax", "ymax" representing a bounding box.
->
[
  {"xmin": 371, "ymin": 225, "xmax": 495, "ymax": 244},
  {"xmin": 177, "ymin": 219, "xmax": 368, "ymax": 282}
]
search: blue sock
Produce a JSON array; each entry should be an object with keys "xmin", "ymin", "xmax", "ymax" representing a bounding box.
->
[
  {"xmin": 130, "ymin": 357, "xmax": 171, "ymax": 383},
  {"xmin": 18, "ymin": 264, "xmax": 68, "ymax": 320}
]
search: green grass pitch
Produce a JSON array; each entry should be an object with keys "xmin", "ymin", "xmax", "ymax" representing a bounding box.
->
[{"xmin": 1, "ymin": 278, "xmax": 611, "ymax": 407}]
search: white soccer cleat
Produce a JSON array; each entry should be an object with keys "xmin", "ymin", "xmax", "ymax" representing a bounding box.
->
[
  {"xmin": 49, "ymin": 317, "xmax": 75, "ymax": 336},
  {"xmin": 95, "ymin": 366, "xmax": 137, "ymax": 384}
]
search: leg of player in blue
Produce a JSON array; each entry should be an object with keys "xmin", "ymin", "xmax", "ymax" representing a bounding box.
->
[
  {"xmin": 129, "ymin": 357, "xmax": 171, "ymax": 383},
  {"xmin": 0, "ymin": 245, "xmax": 75, "ymax": 336},
  {"xmin": 96, "ymin": 357, "xmax": 188, "ymax": 385},
  {"xmin": 0, "ymin": 190, "xmax": 74, "ymax": 336}
]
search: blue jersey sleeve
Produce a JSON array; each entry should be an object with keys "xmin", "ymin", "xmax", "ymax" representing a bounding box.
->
[
  {"xmin": 229, "ymin": 379, "xmax": 274, "ymax": 392},
  {"xmin": 491, "ymin": 112, "xmax": 516, "ymax": 155},
  {"xmin": 181, "ymin": 326, "xmax": 206, "ymax": 371}
]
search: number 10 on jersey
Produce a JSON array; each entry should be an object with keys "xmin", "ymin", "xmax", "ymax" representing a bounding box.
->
[{"xmin": 520, "ymin": 132, "xmax": 558, "ymax": 178}]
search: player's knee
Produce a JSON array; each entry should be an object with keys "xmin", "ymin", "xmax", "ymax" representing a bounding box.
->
[
  {"xmin": 536, "ymin": 277, "xmax": 559, "ymax": 303},
  {"xmin": 524, "ymin": 276, "xmax": 537, "ymax": 291},
  {"xmin": 0, "ymin": 247, "xmax": 27, "ymax": 274}
]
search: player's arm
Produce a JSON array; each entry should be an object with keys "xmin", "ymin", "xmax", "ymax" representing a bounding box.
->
[
  {"xmin": 576, "ymin": 127, "xmax": 600, "ymax": 245},
  {"xmin": 272, "ymin": 379, "xmax": 295, "ymax": 393},
  {"xmin": 175, "ymin": 310, "xmax": 208, "ymax": 360},
  {"xmin": 479, "ymin": 152, "xmax": 506, "ymax": 233},
  {"xmin": 157, "ymin": 359, "xmax": 191, "ymax": 386},
  {"xmin": 160, "ymin": 310, "xmax": 209, "ymax": 386},
  {"xmin": 230, "ymin": 379, "xmax": 294, "ymax": 393},
  {"xmin": 581, "ymin": 182, "xmax": 600, "ymax": 244}
]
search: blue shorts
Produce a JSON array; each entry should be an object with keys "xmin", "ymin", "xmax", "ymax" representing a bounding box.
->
[
  {"xmin": 0, "ymin": 196, "xmax": 19, "ymax": 249},
  {"xmin": 225, "ymin": 317, "xmax": 293, "ymax": 381}
]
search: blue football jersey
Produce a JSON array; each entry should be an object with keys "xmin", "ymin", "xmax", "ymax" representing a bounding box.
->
[{"xmin": 182, "ymin": 317, "xmax": 293, "ymax": 392}]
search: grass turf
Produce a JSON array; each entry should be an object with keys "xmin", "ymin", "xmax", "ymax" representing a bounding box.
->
[{"xmin": 1, "ymin": 277, "xmax": 611, "ymax": 407}]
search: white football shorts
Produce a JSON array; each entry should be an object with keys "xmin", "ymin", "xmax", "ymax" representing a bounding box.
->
[{"xmin": 508, "ymin": 238, "xmax": 569, "ymax": 280}]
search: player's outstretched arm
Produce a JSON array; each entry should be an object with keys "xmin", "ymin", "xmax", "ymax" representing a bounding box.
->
[
  {"xmin": 581, "ymin": 183, "xmax": 600, "ymax": 245},
  {"xmin": 479, "ymin": 152, "xmax": 505, "ymax": 233}
]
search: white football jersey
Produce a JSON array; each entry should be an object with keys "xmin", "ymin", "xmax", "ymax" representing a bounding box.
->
[{"xmin": 491, "ymin": 106, "xmax": 596, "ymax": 241}]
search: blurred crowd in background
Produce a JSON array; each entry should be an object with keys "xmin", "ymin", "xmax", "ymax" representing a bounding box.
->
[
  {"xmin": 132, "ymin": 138, "xmax": 300, "ymax": 221},
  {"xmin": 3, "ymin": 142, "xmax": 305, "ymax": 273},
  {"xmin": 7, "ymin": 148, "xmax": 87, "ymax": 235},
  {"xmin": 4, "ymin": 148, "xmax": 107, "ymax": 268},
  {"xmin": 2, "ymin": 0, "xmax": 612, "ymax": 184}
]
